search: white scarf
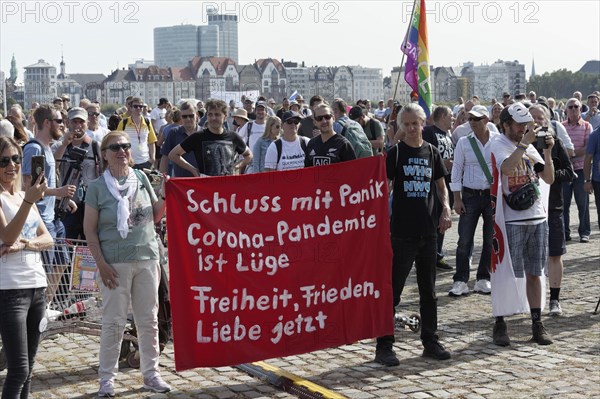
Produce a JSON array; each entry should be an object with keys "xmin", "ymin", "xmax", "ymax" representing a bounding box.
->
[{"xmin": 103, "ymin": 167, "xmax": 137, "ymax": 238}]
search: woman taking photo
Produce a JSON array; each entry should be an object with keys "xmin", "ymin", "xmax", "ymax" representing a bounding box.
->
[
  {"xmin": 83, "ymin": 131, "xmax": 170, "ymax": 397},
  {"xmin": 0, "ymin": 136, "xmax": 53, "ymax": 398}
]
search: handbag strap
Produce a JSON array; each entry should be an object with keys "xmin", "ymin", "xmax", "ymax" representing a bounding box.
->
[{"xmin": 468, "ymin": 135, "xmax": 493, "ymax": 184}]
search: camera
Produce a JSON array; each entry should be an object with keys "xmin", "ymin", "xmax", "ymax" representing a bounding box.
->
[
  {"xmin": 68, "ymin": 146, "xmax": 89, "ymax": 165},
  {"xmin": 536, "ymin": 127, "xmax": 548, "ymax": 149}
]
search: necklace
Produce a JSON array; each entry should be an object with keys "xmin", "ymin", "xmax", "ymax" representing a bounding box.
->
[{"xmin": 132, "ymin": 118, "xmax": 142, "ymax": 144}]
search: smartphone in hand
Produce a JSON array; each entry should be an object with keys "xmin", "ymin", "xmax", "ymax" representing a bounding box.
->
[{"xmin": 31, "ymin": 155, "xmax": 45, "ymax": 184}]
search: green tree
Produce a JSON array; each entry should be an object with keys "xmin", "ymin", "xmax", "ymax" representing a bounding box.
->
[
  {"xmin": 529, "ymin": 69, "xmax": 599, "ymax": 99},
  {"xmin": 101, "ymin": 103, "xmax": 119, "ymax": 116}
]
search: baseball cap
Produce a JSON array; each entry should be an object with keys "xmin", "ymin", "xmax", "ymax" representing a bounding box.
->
[
  {"xmin": 282, "ymin": 110, "xmax": 303, "ymax": 122},
  {"xmin": 501, "ymin": 102, "xmax": 534, "ymax": 124},
  {"xmin": 68, "ymin": 107, "xmax": 88, "ymax": 121},
  {"xmin": 468, "ymin": 105, "xmax": 489, "ymax": 119},
  {"xmin": 255, "ymin": 101, "xmax": 267, "ymax": 109}
]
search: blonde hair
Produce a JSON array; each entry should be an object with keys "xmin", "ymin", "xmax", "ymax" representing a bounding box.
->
[
  {"xmin": 263, "ymin": 116, "xmax": 282, "ymax": 139},
  {"xmin": 99, "ymin": 131, "xmax": 134, "ymax": 172},
  {"xmin": 0, "ymin": 136, "xmax": 23, "ymax": 192}
]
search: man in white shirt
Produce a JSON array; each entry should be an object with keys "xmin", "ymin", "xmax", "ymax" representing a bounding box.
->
[
  {"xmin": 237, "ymin": 101, "xmax": 267, "ymax": 153},
  {"xmin": 150, "ymin": 98, "xmax": 171, "ymax": 134},
  {"xmin": 449, "ymin": 106, "xmax": 498, "ymax": 297},
  {"xmin": 85, "ymin": 103, "xmax": 109, "ymax": 143},
  {"xmin": 452, "ymin": 103, "xmax": 499, "ymax": 145}
]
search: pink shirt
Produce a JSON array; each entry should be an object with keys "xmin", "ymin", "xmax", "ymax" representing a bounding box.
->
[{"xmin": 563, "ymin": 118, "xmax": 592, "ymax": 170}]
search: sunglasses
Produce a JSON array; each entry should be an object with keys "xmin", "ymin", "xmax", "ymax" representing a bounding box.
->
[
  {"xmin": 285, "ymin": 119, "xmax": 300, "ymax": 125},
  {"xmin": 132, "ymin": 104, "xmax": 144, "ymax": 109},
  {"xmin": 105, "ymin": 143, "xmax": 132, "ymax": 152},
  {"xmin": 51, "ymin": 118, "xmax": 64, "ymax": 124},
  {"xmin": 567, "ymin": 105, "xmax": 580, "ymax": 109},
  {"xmin": 469, "ymin": 117, "xmax": 485, "ymax": 122},
  {"xmin": 88, "ymin": 112, "xmax": 100, "ymax": 117},
  {"xmin": 315, "ymin": 114, "xmax": 333, "ymax": 121},
  {"xmin": 181, "ymin": 114, "xmax": 195, "ymax": 119},
  {"xmin": 0, "ymin": 155, "xmax": 22, "ymax": 168}
]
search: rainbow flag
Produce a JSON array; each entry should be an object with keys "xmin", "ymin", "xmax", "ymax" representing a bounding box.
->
[{"xmin": 402, "ymin": 0, "xmax": 432, "ymax": 116}]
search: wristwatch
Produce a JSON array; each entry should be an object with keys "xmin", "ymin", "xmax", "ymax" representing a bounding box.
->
[{"xmin": 584, "ymin": 179, "xmax": 592, "ymax": 183}]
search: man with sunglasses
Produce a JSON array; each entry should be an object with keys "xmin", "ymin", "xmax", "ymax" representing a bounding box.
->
[
  {"xmin": 85, "ymin": 103, "xmax": 109, "ymax": 143},
  {"xmin": 117, "ymin": 97, "xmax": 157, "ymax": 170},
  {"xmin": 449, "ymin": 105, "xmax": 497, "ymax": 297},
  {"xmin": 489, "ymin": 103, "xmax": 555, "ymax": 347},
  {"xmin": 169, "ymin": 99, "xmax": 252, "ymax": 176},
  {"xmin": 452, "ymin": 100, "xmax": 499, "ymax": 146},
  {"xmin": 23, "ymin": 105, "xmax": 77, "ymax": 304},
  {"xmin": 160, "ymin": 101, "xmax": 200, "ymax": 177},
  {"xmin": 52, "ymin": 107, "xmax": 101, "ymax": 239},
  {"xmin": 305, "ymin": 104, "xmax": 356, "ymax": 167},
  {"xmin": 562, "ymin": 98, "xmax": 593, "ymax": 243}
]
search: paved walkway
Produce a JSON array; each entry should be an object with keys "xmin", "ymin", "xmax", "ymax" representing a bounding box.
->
[{"xmin": 3, "ymin": 203, "xmax": 599, "ymax": 398}]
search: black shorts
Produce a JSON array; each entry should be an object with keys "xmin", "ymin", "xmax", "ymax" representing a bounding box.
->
[{"xmin": 548, "ymin": 210, "xmax": 566, "ymax": 257}]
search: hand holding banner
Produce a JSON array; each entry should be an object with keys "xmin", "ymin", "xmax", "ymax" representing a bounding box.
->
[{"xmin": 166, "ymin": 157, "xmax": 394, "ymax": 370}]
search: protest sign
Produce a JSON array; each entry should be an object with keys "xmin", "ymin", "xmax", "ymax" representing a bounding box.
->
[{"xmin": 166, "ymin": 156, "xmax": 393, "ymax": 370}]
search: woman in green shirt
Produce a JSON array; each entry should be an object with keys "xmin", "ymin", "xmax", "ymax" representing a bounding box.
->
[{"xmin": 84, "ymin": 131, "xmax": 171, "ymax": 397}]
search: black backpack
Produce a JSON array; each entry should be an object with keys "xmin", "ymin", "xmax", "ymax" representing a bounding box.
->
[{"xmin": 274, "ymin": 138, "xmax": 308, "ymax": 165}]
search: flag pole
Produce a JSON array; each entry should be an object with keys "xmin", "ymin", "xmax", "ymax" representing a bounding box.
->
[{"xmin": 392, "ymin": 0, "xmax": 418, "ymax": 102}]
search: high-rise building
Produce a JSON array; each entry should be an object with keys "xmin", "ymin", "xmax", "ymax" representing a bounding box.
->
[
  {"xmin": 207, "ymin": 9, "xmax": 238, "ymax": 63},
  {"xmin": 198, "ymin": 25, "xmax": 219, "ymax": 58},
  {"xmin": 154, "ymin": 25, "xmax": 200, "ymax": 67}
]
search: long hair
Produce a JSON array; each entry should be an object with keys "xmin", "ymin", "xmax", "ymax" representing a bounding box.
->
[
  {"xmin": 99, "ymin": 131, "xmax": 134, "ymax": 172},
  {"xmin": 0, "ymin": 136, "xmax": 23, "ymax": 192},
  {"xmin": 263, "ymin": 116, "xmax": 282, "ymax": 139}
]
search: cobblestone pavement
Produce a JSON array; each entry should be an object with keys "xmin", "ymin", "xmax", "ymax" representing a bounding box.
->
[{"xmin": 2, "ymin": 203, "xmax": 598, "ymax": 399}]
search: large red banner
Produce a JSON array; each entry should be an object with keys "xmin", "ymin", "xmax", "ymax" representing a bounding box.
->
[{"xmin": 165, "ymin": 156, "xmax": 394, "ymax": 370}]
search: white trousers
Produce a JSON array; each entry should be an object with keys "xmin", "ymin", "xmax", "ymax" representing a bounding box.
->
[{"xmin": 98, "ymin": 260, "xmax": 160, "ymax": 382}]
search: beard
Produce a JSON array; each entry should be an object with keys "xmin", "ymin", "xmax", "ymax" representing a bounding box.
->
[{"xmin": 50, "ymin": 124, "xmax": 63, "ymax": 140}]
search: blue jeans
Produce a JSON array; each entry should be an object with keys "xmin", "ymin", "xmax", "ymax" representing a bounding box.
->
[
  {"xmin": 453, "ymin": 190, "xmax": 493, "ymax": 283},
  {"xmin": 41, "ymin": 219, "xmax": 69, "ymax": 271},
  {"xmin": 593, "ymin": 181, "xmax": 600, "ymax": 230},
  {"xmin": 563, "ymin": 170, "xmax": 591, "ymax": 238},
  {"xmin": 0, "ymin": 288, "xmax": 47, "ymax": 399},
  {"xmin": 41, "ymin": 219, "xmax": 70, "ymax": 306},
  {"xmin": 377, "ymin": 235, "xmax": 439, "ymax": 348}
]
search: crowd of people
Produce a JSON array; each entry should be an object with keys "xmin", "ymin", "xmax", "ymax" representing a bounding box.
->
[{"xmin": 0, "ymin": 88, "xmax": 598, "ymax": 396}]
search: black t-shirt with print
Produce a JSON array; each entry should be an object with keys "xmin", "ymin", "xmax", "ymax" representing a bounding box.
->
[
  {"xmin": 180, "ymin": 128, "xmax": 247, "ymax": 176},
  {"xmin": 304, "ymin": 134, "xmax": 356, "ymax": 167},
  {"xmin": 386, "ymin": 141, "xmax": 447, "ymax": 237},
  {"xmin": 422, "ymin": 125, "xmax": 454, "ymax": 161}
]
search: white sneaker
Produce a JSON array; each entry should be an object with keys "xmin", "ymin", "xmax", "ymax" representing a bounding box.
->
[
  {"xmin": 473, "ymin": 279, "xmax": 492, "ymax": 294},
  {"xmin": 97, "ymin": 380, "xmax": 115, "ymax": 397},
  {"xmin": 143, "ymin": 374, "xmax": 171, "ymax": 393},
  {"xmin": 448, "ymin": 281, "xmax": 469, "ymax": 297},
  {"xmin": 549, "ymin": 300, "xmax": 563, "ymax": 316}
]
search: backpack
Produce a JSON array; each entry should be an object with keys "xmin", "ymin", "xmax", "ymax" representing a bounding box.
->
[
  {"xmin": 120, "ymin": 117, "xmax": 152, "ymax": 133},
  {"xmin": 338, "ymin": 119, "xmax": 374, "ymax": 158},
  {"xmin": 244, "ymin": 122, "xmax": 254, "ymax": 146},
  {"xmin": 274, "ymin": 137, "xmax": 308, "ymax": 165}
]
